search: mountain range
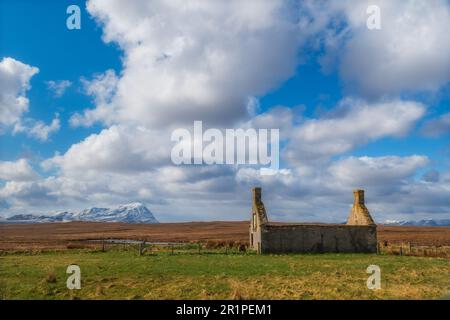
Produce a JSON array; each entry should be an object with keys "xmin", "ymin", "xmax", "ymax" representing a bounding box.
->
[
  {"xmin": 2, "ymin": 206, "xmax": 449, "ymax": 226},
  {"xmin": 2, "ymin": 202, "xmax": 158, "ymax": 224},
  {"xmin": 382, "ymin": 219, "xmax": 450, "ymax": 226}
]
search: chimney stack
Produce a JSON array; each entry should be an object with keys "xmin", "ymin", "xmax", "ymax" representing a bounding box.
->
[
  {"xmin": 252, "ymin": 187, "xmax": 268, "ymax": 224},
  {"xmin": 252, "ymin": 187, "xmax": 262, "ymax": 204},
  {"xmin": 347, "ymin": 189, "xmax": 376, "ymax": 226}
]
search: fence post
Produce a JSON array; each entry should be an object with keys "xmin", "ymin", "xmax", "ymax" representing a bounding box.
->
[
  {"xmin": 377, "ymin": 242, "xmax": 380, "ymax": 255},
  {"xmin": 102, "ymin": 239, "xmax": 106, "ymax": 252},
  {"xmin": 138, "ymin": 241, "xmax": 146, "ymax": 256},
  {"xmin": 399, "ymin": 246, "xmax": 403, "ymax": 256},
  {"xmin": 198, "ymin": 243, "xmax": 201, "ymax": 254}
]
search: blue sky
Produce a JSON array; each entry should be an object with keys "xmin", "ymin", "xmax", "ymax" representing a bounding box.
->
[
  {"xmin": 0, "ymin": 0, "xmax": 449, "ymax": 222},
  {"xmin": 0, "ymin": 0, "xmax": 120, "ymax": 162}
]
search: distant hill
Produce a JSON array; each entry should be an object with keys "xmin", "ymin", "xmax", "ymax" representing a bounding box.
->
[
  {"xmin": 4, "ymin": 202, "xmax": 158, "ymax": 224},
  {"xmin": 383, "ymin": 219, "xmax": 450, "ymax": 226}
]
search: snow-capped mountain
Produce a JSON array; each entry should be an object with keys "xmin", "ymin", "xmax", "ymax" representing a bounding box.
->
[
  {"xmin": 383, "ymin": 219, "xmax": 450, "ymax": 226},
  {"xmin": 77, "ymin": 203, "xmax": 158, "ymax": 223},
  {"xmin": 4, "ymin": 202, "xmax": 158, "ymax": 224},
  {"xmin": 4, "ymin": 214, "xmax": 57, "ymax": 223}
]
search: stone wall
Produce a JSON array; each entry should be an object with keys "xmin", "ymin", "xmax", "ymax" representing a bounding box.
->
[{"xmin": 260, "ymin": 223, "xmax": 377, "ymax": 254}]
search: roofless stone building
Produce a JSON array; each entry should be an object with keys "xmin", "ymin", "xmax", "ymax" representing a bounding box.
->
[{"xmin": 250, "ymin": 188, "xmax": 377, "ymax": 254}]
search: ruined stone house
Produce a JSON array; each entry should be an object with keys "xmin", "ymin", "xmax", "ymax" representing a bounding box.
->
[{"xmin": 249, "ymin": 188, "xmax": 377, "ymax": 254}]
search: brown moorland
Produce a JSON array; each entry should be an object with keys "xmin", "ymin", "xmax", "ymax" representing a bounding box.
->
[{"xmin": 0, "ymin": 221, "xmax": 450, "ymax": 251}]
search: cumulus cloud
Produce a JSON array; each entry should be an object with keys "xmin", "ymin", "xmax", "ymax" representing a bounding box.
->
[
  {"xmin": 285, "ymin": 98, "xmax": 425, "ymax": 164},
  {"xmin": 0, "ymin": 159, "xmax": 39, "ymax": 181},
  {"xmin": 305, "ymin": 0, "xmax": 450, "ymax": 97},
  {"xmin": 46, "ymin": 80, "xmax": 72, "ymax": 97},
  {"xmin": 0, "ymin": 57, "xmax": 39, "ymax": 130},
  {"xmin": 0, "ymin": 180, "xmax": 57, "ymax": 206},
  {"xmin": 0, "ymin": 57, "xmax": 59, "ymax": 141},
  {"xmin": 328, "ymin": 155, "xmax": 429, "ymax": 190},
  {"xmin": 245, "ymin": 105, "xmax": 301, "ymax": 141},
  {"xmin": 75, "ymin": 0, "xmax": 303, "ymax": 128},
  {"xmin": 45, "ymin": 125, "xmax": 171, "ymax": 174},
  {"xmin": 70, "ymin": 70, "xmax": 119, "ymax": 127},
  {"xmin": 13, "ymin": 116, "xmax": 60, "ymax": 141}
]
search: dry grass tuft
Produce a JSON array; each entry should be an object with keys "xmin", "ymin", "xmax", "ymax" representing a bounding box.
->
[{"xmin": 45, "ymin": 272, "xmax": 57, "ymax": 284}]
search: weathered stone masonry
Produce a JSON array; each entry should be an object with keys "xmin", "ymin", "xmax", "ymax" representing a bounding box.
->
[{"xmin": 249, "ymin": 188, "xmax": 377, "ymax": 254}]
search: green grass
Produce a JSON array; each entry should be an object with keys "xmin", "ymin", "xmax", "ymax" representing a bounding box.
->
[{"xmin": 0, "ymin": 248, "xmax": 449, "ymax": 300}]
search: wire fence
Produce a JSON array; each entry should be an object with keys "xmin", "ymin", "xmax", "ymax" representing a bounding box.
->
[
  {"xmin": 377, "ymin": 241, "xmax": 450, "ymax": 258},
  {"xmin": 63, "ymin": 239, "xmax": 450, "ymax": 258},
  {"xmin": 73, "ymin": 239, "xmax": 249, "ymax": 255}
]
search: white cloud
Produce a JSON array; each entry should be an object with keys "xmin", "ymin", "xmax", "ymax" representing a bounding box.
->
[
  {"xmin": 245, "ymin": 105, "xmax": 300, "ymax": 141},
  {"xmin": 70, "ymin": 70, "xmax": 119, "ymax": 127},
  {"xmin": 0, "ymin": 57, "xmax": 39, "ymax": 130},
  {"xmin": 77, "ymin": 0, "xmax": 303, "ymax": 128},
  {"xmin": 317, "ymin": 0, "xmax": 450, "ymax": 96},
  {"xmin": 0, "ymin": 57, "xmax": 59, "ymax": 141},
  {"xmin": 285, "ymin": 98, "xmax": 425, "ymax": 164},
  {"xmin": 46, "ymin": 80, "xmax": 72, "ymax": 97},
  {"xmin": 328, "ymin": 155, "xmax": 429, "ymax": 189},
  {"xmin": 0, "ymin": 180, "xmax": 57, "ymax": 206},
  {"xmin": 13, "ymin": 116, "xmax": 60, "ymax": 142},
  {"xmin": 46, "ymin": 125, "xmax": 171, "ymax": 174},
  {"xmin": 0, "ymin": 159, "xmax": 39, "ymax": 181}
]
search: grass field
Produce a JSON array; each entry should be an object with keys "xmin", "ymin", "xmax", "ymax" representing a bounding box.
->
[{"xmin": 1, "ymin": 247, "xmax": 449, "ymax": 300}]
